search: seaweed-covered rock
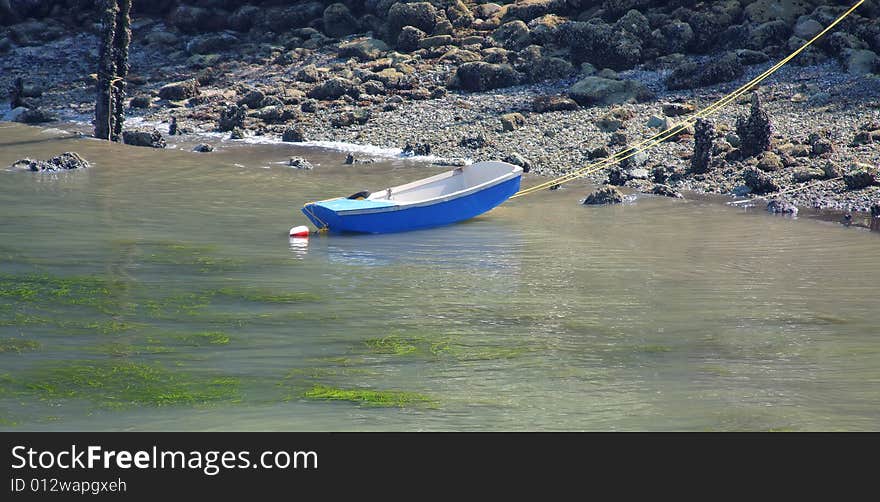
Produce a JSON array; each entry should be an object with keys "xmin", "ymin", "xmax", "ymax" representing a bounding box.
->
[
  {"xmin": 397, "ymin": 25, "xmax": 426, "ymax": 52},
  {"xmin": 323, "ymin": 3, "xmax": 359, "ymax": 38},
  {"xmin": 517, "ymin": 45, "xmax": 573, "ymax": 83},
  {"xmin": 282, "ymin": 126, "xmax": 305, "ymax": 143},
  {"xmin": 338, "ymin": 37, "xmax": 389, "ymax": 61},
  {"xmin": 766, "ymin": 199, "xmax": 798, "ymax": 214},
  {"xmin": 218, "ymin": 104, "xmax": 246, "ymax": 132},
  {"xmin": 452, "ymin": 62, "xmax": 520, "ymax": 91},
  {"xmin": 288, "ymin": 157, "xmax": 314, "ymax": 169},
  {"xmin": 492, "ymin": 20, "xmax": 531, "ymax": 50},
  {"xmin": 843, "ymin": 166, "xmax": 878, "ymax": 190},
  {"xmin": 122, "ymin": 130, "xmax": 166, "ymax": 149},
  {"xmin": 560, "ymin": 20, "xmax": 642, "ymax": 71},
  {"xmin": 532, "ymin": 95, "xmax": 579, "ymax": 113},
  {"xmin": 756, "ymin": 151, "xmax": 783, "ymax": 172},
  {"xmin": 11, "ymin": 152, "xmax": 90, "ymax": 172},
  {"xmin": 158, "ymin": 79, "xmax": 200, "ymax": 101},
  {"xmin": 307, "ymin": 77, "xmax": 360, "ymax": 100},
  {"xmin": 192, "ymin": 143, "xmax": 213, "ymax": 153},
  {"xmin": 503, "ymin": 152, "xmax": 532, "ymax": 172},
  {"xmin": 666, "ymin": 52, "xmax": 743, "ymax": 90},
  {"xmin": 583, "ymin": 186, "xmax": 624, "ymax": 205},
  {"xmin": 569, "ymin": 76, "xmax": 653, "ymax": 106},
  {"xmin": 742, "ymin": 166, "xmax": 779, "ymax": 194},
  {"xmin": 386, "ymin": 2, "xmax": 439, "ymax": 42},
  {"xmin": 651, "ymin": 184, "xmax": 684, "ymax": 198},
  {"xmin": 186, "ymin": 33, "xmax": 238, "ymax": 55}
]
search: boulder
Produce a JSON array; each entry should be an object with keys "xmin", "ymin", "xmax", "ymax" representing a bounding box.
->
[
  {"xmin": 307, "ymin": 78, "xmax": 360, "ymax": 100},
  {"xmin": 418, "ymin": 35, "xmax": 453, "ymax": 48},
  {"xmin": 651, "ymin": 184, "xmax": 683, "ymax": 198},
  {"xmin": 129, "ymin": 96, "xmax": 152, "ymax": 109},
  {"xmin": 264, "ymin": 2, "xmax": 325, "ymax": 33},
  {"xmin": 339, "ymin": 37, "xmax": 389, "ymax": 61},
  {"xmin": 397, "ymin": 25, "xmax": 426, "ymax": 52},
  {"xmin": 255, "ymin": 105, "xmax": 298, "ymax": 124},
  {"xmin": 560, "ymin": 20, "xmax": 642, "ymax": 71},
  {"xmin": 447, "ymin": 0, "xmax": 474, "ymax": 28},
  {"xmin": 843, "ymin": 167, "xmax": 877, "ymax": 190},
  {"xmin": 742, "ymin": 166, "xmax": 779, "ymax": 194},
  {"xmin": 792, "ymin": 168, "xmax": 825, "ymax": 183},
  {"xmin": 583, "ymin": 186, "xmax": 624, "ymax": 205},
  {"xmin": 13, "ymin": 108, "xmax": 56, "ymax": 124},
  {"xmin": 745, "ymin": 0, "xmax": 816, "ymax": 24},
  {"xmin": 846, "ymin": 49, "xmax": 879, "ymax": 76},
  {"xmin": 122, "ymin": 130, "xmax": 166, "ymax": 149},
  {"xmin": 500, "ymin": 112, "xmax": 526, "ymax": 132},
  {"xmin": 767, "ymin": 199, "xmax": 799, "ymax": 215},
  {"xmin": 282, "ymin": 127, "xmax": 305, "ymax": 142},
  {"xmin": 229, "ymin": 5, "xmax": 261, "ymax": 32},
  {"xmin": 568, "ymin": 76, "xmax": 653, "ymax": 106},
  {"xmin": 237, "ymin": 90, "xmax": 265, "ymax": 109},
  {"xmin": 193, "ymin": 143, "xmax": 214, "ymax": 153},
  {"xmin": 532, "ymin": 95, "xmax": 579, "ymax": 113},
  {"xmin": 186, "ymin": 33, "xmax": 238, "ymax": 55},
  {"xmin": 666, "ymin": 52, "xmax": 744, "ymax": 90},
  {"xmin": 661, "ymin": 102, "xmax": 696, "ymax": 117},
  {"xmin": 452, "ymin": 62, "xmax": 520, "ymax": 91},
  {"xmin": 492, "ymin": 20, "xmax": 530, "ymax": 51},
  {"xmin": 323, "ymin": 3, "xmax": 359, "ymax": 38},
  {"xmin": 218, "ymin": 104, "xmax": 246, "ymax": 132},
  {"xmin": 169, "ymin": 5, "xmax": 227, "ymax": 33},
  {"xmin": 289, "ymin": 157, "xmax": 314, "ymax": 169},
  {"xmin": 158, "ymin": 79, "xmax": 200, "ymax": 101},
  {"xmin": 793, "ymin": 17, "xmax": 822, "ymax": 39},
  {"xmin": 756, "ymin": 152, "xmax": 783, "ymax": 172},
  {"xmin": 10, "ymin": 152, "xmax": 90, "ymax": 172},
  {"xmin": 386, "ymin": 2, "xmax": 439, "ymax": 42},
  {"xmin": 294, "ymin": 64, "xmax": 322, "ymax": 83},
  {"xmin": 503, "ymin": 153, "xmax": 532, "ymax": 173}
]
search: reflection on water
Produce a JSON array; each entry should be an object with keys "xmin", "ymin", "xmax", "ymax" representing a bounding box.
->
[{"xmin": 1, "ymin": 122, "xmax": 879, "ymax": 431}]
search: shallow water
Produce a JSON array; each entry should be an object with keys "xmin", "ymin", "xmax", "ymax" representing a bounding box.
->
[{"xmin": 0, "ymin": 122, "xmax": 878, "ymax": 431}]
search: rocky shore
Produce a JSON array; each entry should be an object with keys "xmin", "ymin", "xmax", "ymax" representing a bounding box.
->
[{"xmin": 2, "ymin": 1, "xmax": 880, "ymax": 215}]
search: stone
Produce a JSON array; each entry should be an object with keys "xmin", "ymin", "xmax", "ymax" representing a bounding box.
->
[
  {"xmin": 13, "ymin": 108, "xmax": 56, "ymax": 124},
  {"xmin": 288, "ymin": 157, "xmax": 314, "ymax": 169},
  {"xmin": 568, "ymin": 77, "xmax": 653, "ymax": 106},
  {"xmin": 193, "ymin": 143, "xmax": 214, "ymax": 153},
  {"xmin": 186, "ymin": 33, "xmax": 238, "ymax": 55},
  {"xmin": 459, "ymin": 135, "xmax": 488, "ymax": 149},
  {"xmin": 503, "ymin": 153, "xmax": 532, "ymax": 173},
  {"xmin": 386, "ymin": 2, "xmax": 439, "ymax": 42},
  {"xmin": 735, "ymin": 49, "xmax": 770, "ymax": 65},
  {"xmin": 846, "ymin": 49, "xmax": 879, "ymax": 76},
  {"xmin": 230, "ymin": 128, "xmax": 245, "ymax": 140},
  {"xmin": 532, "ymin": 95, "xmax": 579, "ymax": 113},
  {"xmin": 158, "ymin": 79, "xmax": 200, "ymax": 101},
  {"xmin": 129, "ymin": 96, "xmax": 152, "ymax": 109},
  {"xmin": 742, "ymin": 166, "xmax": 779, "ymax": 194},
  {"xmin": 295, "ymin": 64, "xmax": 322, "ymax": 83},
  {"xmin": 666, "ymin": 52, "xmax": 744, "ymax": 90},
  {"xmin": 651, "ymin": 184, "xmax": 683, "ymax": 198},
  {"xmin": 452, "ymin": 62, "xmax": 520, "ymax": 91},
  {"xmin": 402, "ymin": 142, "xmax": 432, "ymax": 156},
  {"xmin": 646, "ymin": 115, "xmax": 665, "ymax": 128},
  {"xmin": 661, "ymin": 102, "xmax": 697, "ymax": 117},
  {"xmin": 323, "ymin": 3, "xmax": 359, "ymax": 38},
  {"xmin": 767, "ymin": 199, "xmax": 799, "ymax": 215},
  {"xmin": 307, "ymin": 78, "xmax": 360, "ymax": 100},
  {"xmin": 792, "ymin": 168, "xmax": 825, "ymax": 183},
  {"xmin": 757, "ymin": 151, "xmax": 783, "ymax": 172},
  {"xmin": 237, "ymin": 90, "xmax": 265, "ymax": 109},
  {"xmin": 418, "ymin": 35, "xmax": 453, "ymax": 49},
  {"xmin": 560, "ymin": 20, "xmax": 642, "ymax": 71},
  {"xmin": 843, "ymin": 167, "xmax": 877, "ymax": 190},
  {"xmin": 11, "ymin": 152, "xmax": 90, "ymax": 172},
  {"xmin": 793, "ymin": 18, "xmax": 822, "ymax": 39},
  {"xmin": 500, "ymin": 112, "xmax": 526, "ymax": 132},
  {"xmin": 397, "ymin": 26, "xmax": 426, "ymax": 52},
  {"xmin": 745, "ymin": 0, "xmax": 813, "ymax": 24},
  {"xmin": 583, "ymin": 186, "xmax": 624, "ymax": 205},
  {"xmin": 255, "ymin": 105, "xmax": 298, "ymax": 124},
  {"xmin": 169, "ymin": 5, "xmax": 226, "ymax": 33},
  {"xmin": 122, "ymin": 130, "xmax": 166, "ymax": 149},
  {"xmin": 282, "ymin": 127, "xmax": 305, "ymax": 143},
  {"xmin": 822, "ymin": 161, "xmax": 842, "ymax": 179},
  {"xmin": 218, "ymin": 104, "xmax": 246, "ymax": 132},
  {"xmin": 339, "ymin": 37, "xmax": 389, "ymax": 61},
  {"xmin": 492, "ymin": 20, "xmax": 530, "ymax": 50}
]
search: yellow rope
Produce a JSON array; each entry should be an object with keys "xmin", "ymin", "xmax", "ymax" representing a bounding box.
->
[{"xmin": 511, "ymin": 0, "xmax": 865, "ymax": 199}]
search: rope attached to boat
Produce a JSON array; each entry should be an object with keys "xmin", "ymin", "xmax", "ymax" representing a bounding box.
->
[{"xmin": 510, "ymin": 0, "xmax": 865, "ymax": 199}]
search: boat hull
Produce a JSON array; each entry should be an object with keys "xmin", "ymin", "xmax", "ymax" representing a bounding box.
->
[{"xmin": 302, "ymin": 173, "xmax": 521, "ymax": 234}]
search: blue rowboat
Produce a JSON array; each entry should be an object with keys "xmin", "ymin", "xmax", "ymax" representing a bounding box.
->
[{"xmin": 301, "ymin": 161, "xmax": 522, "ymax": 234}]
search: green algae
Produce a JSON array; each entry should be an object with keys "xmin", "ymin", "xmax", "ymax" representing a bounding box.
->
[
  {"xmin": 303, "ymin": 384, "xmax": 432, "ymax": 408},
  {"xmin": 361, "ymin": 334, "xmax": 535, "ymax": 362},
  {"xmin": 215, "ymin": 287, "xmax": 321, "ymax": 304},
  {"xmin": 147, "ymin": 331, "xmax": 231, "ymax": 347},
  {"xmin": 364, "ymin": 335, "xmax": 419, "ymax": 355},
  {"xmin": 0, "ymin": 273, "xmax": 125, "ymax": 315},
  {"xmin": 3, "ymin": 361, "xmax": 240, "ymax": 408},
  {"xmin": 0, "ymin": 338, "xmax": 41, "ymax": 354}
]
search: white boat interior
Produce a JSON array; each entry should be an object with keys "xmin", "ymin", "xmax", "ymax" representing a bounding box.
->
[{"xmin": 367, "ymin": 161, "xmax": 522, "ymax": 204}]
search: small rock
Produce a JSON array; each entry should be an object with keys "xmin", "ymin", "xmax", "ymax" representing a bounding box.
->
[
  {"xmin": 661, "ymin": 102, "xmax": 696, "ymax": 117},
  {"xmin": 503, "ymin": 153, "xmax": 531, "ymax": 173},
  {"xmin": 646, "ymin": 115, "xmax": 665, "ymax": 128},
  {"xmin": 459, "ymin": 135, "xmax": 488, "ymax": 149},
  {"xmin": 666, "ymin": 53, "xmax": 744, "ymax": 90},
  {"xmin": 338, "ymin": 37, "xmax": 389, "ymax": 61},
  {"xmin": 583, "ymin": 186, "xmax": 624, "ymax": 205},
  {"xmin": 846, "ymin": 49, "xmax": 879, "ymax": 76},
  {"xmin": 237, "ymin": 90, "xmax": 265, "ymax": 109},
  {"xmin": 307, "ymin": 77, "xmax": 360, "ymax": 100},
  {"xmin": 294, "ymin": 65, "xmax": 321, "ymax": 83},
  {"xmin": 532, "ymin": 95, "xmax": 579, "ymax": 113},
  {"xmin": 418, "ymin": 35, "xmax": 453, "ymax": 49},
  {"xmin": 193, "ymin": 143, "xmax": 213, "ymax": 153},
  {"xmin": 402, "ymin": 142, "xmax": 432, "ymax": 156},
  {"xmin": 792, "ymin": 168, "xmax": 824, "ymax": 183},
  {"xmin": 122, "ymin": 130, "xmax": 166, "ymax": 149},
  {"xmin": 871, "ymin": 203, "xmax": 880, "ymax": 218},
  {"xmin": 500, "ymin": 112, "xmax": 526, "ymax": 132},
  {"xmin": 397, "ymin": 26, "xmax": 426, "ymax": 52},
  {"xmin": 13, "ymin": 108, "xmax": 56, "ymax": 124},
  {"xmin": 569, "ymin": 76, "xmax": 653, "ymax": 106},
  {"xmin": 452, "ymin": 62, "xmax": 520, "ymax": 91},
  {"xmin": 843, "ymin": 167, "xmax": 877, "ymax": 190},
  {"xmin": 757, "ymin": 152, "xmax": 783, "ymax": 172},
  {"xmin": 767, "ymin": 199, "xmax": 798, "ymax": 215},
  {"xmin": 230, "ymin": 128, "xmax": 245, "ymax": 140},
  {"xmin": 651, "ymin": 184, "xmax": 683, "ymax": 198},
  {"xmin": 288, "ymin": 157, "xmax": 314, "ymax": 169},
  {"xmin": 129, "ymin": 96, "xmax": 152, "ymax": 109},
  {"xmin": 11, "ymin": 152, "xmax": 90, "ymax": 172},
  {"xmin": 822, "ymin": 161, "xmax": 842, "ymax": 179},
  {"xmin": 218, "ymin": 104, "xmax": 246, "ymax": 132}
]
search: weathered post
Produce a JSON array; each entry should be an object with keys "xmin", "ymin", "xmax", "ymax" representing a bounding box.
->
[
  {"xmin": 95, "ymin": 0, "xmax": 118, "ymax": 140},
  {"xmin": 111, "ymin": 0, "xmax": 132, "ymax": 141}
]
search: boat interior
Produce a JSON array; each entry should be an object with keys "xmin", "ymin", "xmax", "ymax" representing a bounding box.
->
[{"xmin": 367, "ymin": 161, "xmax": 520, "ymax": 204}]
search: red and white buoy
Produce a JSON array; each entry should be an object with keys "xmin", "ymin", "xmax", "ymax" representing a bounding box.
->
[{"xmin": 289, "ymin": 225, "xmax": 310, "ymax": 238}]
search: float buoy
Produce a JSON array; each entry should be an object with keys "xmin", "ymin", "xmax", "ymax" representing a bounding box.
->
[{"xmin": 289, "ymin": 225, "xmax": 310, "ymax": 238}]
